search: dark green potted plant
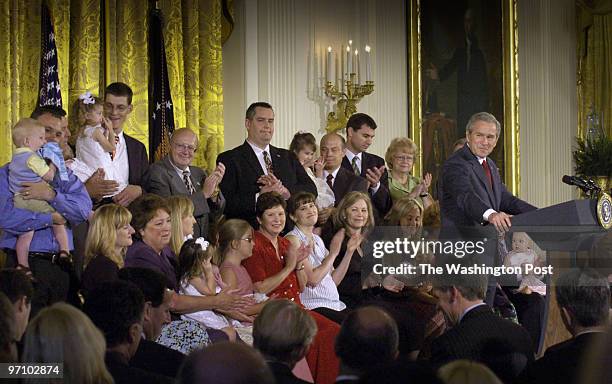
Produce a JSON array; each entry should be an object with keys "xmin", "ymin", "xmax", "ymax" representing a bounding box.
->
[{"xmin": 573, "ymin": 136, "xmax": 612, "ymax": 193}]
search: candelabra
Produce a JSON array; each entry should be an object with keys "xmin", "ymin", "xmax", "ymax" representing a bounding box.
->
[{"xmin": 323, "ymin": 42, "xmax": 375, "ymax": 133}]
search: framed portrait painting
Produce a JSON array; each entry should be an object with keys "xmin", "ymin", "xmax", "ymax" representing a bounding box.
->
[{"xmin": 408, "ymin": 0, "xmax": 519, "ymax": 196}]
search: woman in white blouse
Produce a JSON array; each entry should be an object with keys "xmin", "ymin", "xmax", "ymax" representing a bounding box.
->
[{"xmin": 285, "ymin": 191, "xmax": 361, "ymax": 324}]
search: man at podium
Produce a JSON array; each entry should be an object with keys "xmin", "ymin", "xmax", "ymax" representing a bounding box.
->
[{"xmin": 439, "ymin": 112, "xmax": 536, "ymax": 236}]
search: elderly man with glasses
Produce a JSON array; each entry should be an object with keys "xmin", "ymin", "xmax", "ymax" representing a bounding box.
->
[{"xmin": 145, "ymin": 127, "xmax": 225, "ymax": 239}]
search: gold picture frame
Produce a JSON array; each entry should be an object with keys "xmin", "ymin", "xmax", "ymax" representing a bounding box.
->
[{"xmin": 408, "ymin": 0, "xmax": 520, "ymax": 195}]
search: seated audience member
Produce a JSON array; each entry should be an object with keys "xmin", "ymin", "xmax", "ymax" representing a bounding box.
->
[
  {"xmin": 0, "ymin": 292, "xmax": 17, "ymax": 363},
  {"xmin": 342, "ymin": 113, "xmax": 393, "ymax": 219},
  {"xmin": 83, "ymin": 280, "xmax": 173, "ymax": 383},
  {"xmin": 520, "ymin": 268, "xmax": 610, "ymax": 384},
  {"xmin": 317, "ymin": 133, "xmax": 368, "ymax": 225},
  {"xmin": 146, "ymin": 128, "xmax": 225, "ymax": 239},
  {"xmin": 177, "ymin": 342, "xmax": 275, "ymax": 384},
  {"xmin": 430, "ymin": 271, "xmax": 534, "ymax": 381},
  {"xmin": 118, "ymin": 267, "xmax": 186, "ymax": 378},
  {"xmin": 243, "ymin": 192, "xmax": 340, "ymax": 384},
  {"xmin": 289, "ymin": 131, "xmax": 335, "ymax": 209},
  {"xmin": 23, "ymin": 302, "xmax": 113, "ymax": 383},
  {"xmin": 81, "ymin": 204, "xmax": 134, "ymax": 295},
  {"xmin": 285, "ymin": 192, "xmax": 351, "ymax": 324},
  {"xmin": 167, "ymin": 195, "xmax": 201, "ymax": 255},
  {"xmin": 0, "ymin": 269, "xmax": 33, "ymax": 349},
  {"xmin": 217, "ymin": 102, "xmax": 316, "ymax": 228},
  {"xmin": 125, "ymin": 194, "xmax": 252, "ymax": 347},
  {"xmin": 438, "ymin": 360, "xmax": 503, "ymax": 384},
  {"xmin": 253, "ymin": 299, "xmax": 318, "ymax": 384},
  {"xmin": 1, "ymin": 116, "xmax": 92, "ymax": 314},
  {"xmin": 335, "ymin": 306, "xmax": 399, "ymax": 383},
  {"xmin": 384, "ymin": 137, "xmax": 433, "ymax": 209},
  {"xmin": 178, "ymin": 239, "xmax": 239, "ymax": 341},
  {"xmin": 578, "ymin": 324, "xmax": 612, "ymax": 384}
]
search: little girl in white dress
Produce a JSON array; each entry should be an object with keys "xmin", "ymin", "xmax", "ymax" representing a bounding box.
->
[
  {"xmin": 74, "ymin": 91, "xmax": 126, "ymax": 195},
  {"xmin": 177, "ymin": 238, "xmax": 253, "ymax": 343}
]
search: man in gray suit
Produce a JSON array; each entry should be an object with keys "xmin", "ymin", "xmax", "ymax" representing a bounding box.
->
[{"xmin": 145, "ymin": 128, "xmax": 225, "ymax": 239}]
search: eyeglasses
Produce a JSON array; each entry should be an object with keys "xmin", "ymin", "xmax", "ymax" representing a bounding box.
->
[
  {"xmin": 394, "ymin": 155, "xmax": 414, "ymax": 162},
  {"xmin": 173, "ymin": 143, "xmax": 197, "ymax": 152},
  {"xmin": 239, "ymin": 237, "xmax": 253, "ymax": 243}
]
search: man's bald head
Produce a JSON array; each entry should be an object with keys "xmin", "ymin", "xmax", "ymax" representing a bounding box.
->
[
  {"xmin": 335, "ymin": 306, "xmax": 399, "ymax": 371},
  {"xmin": 178, "ymin": 342, "xmax": 274, "ymax": 384}
]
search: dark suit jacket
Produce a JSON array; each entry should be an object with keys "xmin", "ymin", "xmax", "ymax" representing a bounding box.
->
[
  {"xmin": 519, "ymin": 332, "xmax": 605, "ymax": 384},
  {"xmin": 430, "ymin": 305, "xmax": 534, "ymax": 380},
  {"xmin": 440, "ymin": 144, "xmax": 536, "ymax": 234},
  {"xmin": 131, "ymin": 339, "xmax": 185, "ymax": 378},
  {"xmin": 217, "ymin": 141, "xmax": 316, "ymax": 227},
  {"xmin": 145, "ymin": 156, "xmax": 225, "ymax": 238},
  {"xmin": 341, "ymin": 152, "xmax": 392, "ymax": 218},
  {"xmin": 268, "ymin": 362, "xmax": 310, "ymax": 384},
  {"xmin": 105, "ymin": 350, "xmax": 173, "ymax": 384},
  {"xmin": 124, "ymin": 133, "xmax": 149, "ymax": 187},
  {"xmin": 330, "ymin": 167, "xmax": 368, "ymax": 205}
]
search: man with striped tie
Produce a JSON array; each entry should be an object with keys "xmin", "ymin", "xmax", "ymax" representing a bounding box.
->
[
  {"xmin": 217, "ymin": 102, "xmax": 316, "ymax": 229},
  {"xmin": 145, "ymin": 128, "xmax": 225, "ymax": 239}
]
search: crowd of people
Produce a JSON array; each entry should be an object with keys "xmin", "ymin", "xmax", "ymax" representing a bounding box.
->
[{"xmin": 0, "ymin": 83, "xmax": 610, "ymax": 384}]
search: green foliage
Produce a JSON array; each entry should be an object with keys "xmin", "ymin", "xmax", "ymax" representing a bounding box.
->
[{"xmin": 573, "ymin": 136, "xmax": 612, "ymax": 177}]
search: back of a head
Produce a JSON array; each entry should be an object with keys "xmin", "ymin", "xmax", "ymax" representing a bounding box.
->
[
  {"xmin": 23, "ymin": 302, "xmax": 113, "ymax": 384},
  {"xmin": 555, "ymin": 268, "xmax": 610, "ymax": 328},
  {"xmin": 0, "ymin": 269, "xmax": 33, "ymax": 304},
  {"xmin": 253, "ymin": 299, "xmax": 317, "ymax": 365},
  {"xmin": 83, "ymin": 280, "xmax": 145, "ymax": 348},
  {"xmin": 438, "ymin": 360, "xmax": 503, "ymax": 384},
  {"xmin": 178, "ymin": 342, "xmax": 274, "ymax": 384},
  {"xmin": 335, "ymin": 306, "xmax": 399, "ymax": 370},
  {"xmin": 0, "ymin": 292, "xmax": 16, "ymax": 363},
  {"xmin": 118, "ymin": 267, "xmax": 166, "ymax": 307}
]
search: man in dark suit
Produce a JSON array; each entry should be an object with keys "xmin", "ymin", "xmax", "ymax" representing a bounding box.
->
[
  {"xmin": 341, "ymin": 113, "xmax": 392, "ymax": 218},
  {"xmin": 318, "ymin": 133, "xmax": 367, "ymax": 225},
  {"xmin": 84, "ymin": 280, "xmax": 173, "ymax": 383},
  {"xmin": 520, "ymin": 268, "xmax": 610, "ymax": 384},
  {"xmin": 217, "ymin": 102, "xmax": 316, "ymax": 228},
  {"xmin": 430, "ymin": 272, "xmax": 534, "ymax": 381},
  {"xmin": 440, "ymin": 112, "xmax": 536, "ymax": 235},
  {"xmin": 335, "ymin": 306, "xmax": 399, "ymax": 383},
  {"xmin": 145, "ymin": 128, "xmax": 224, "ymax": 239},
  {"xmin": 84, "ymin": 82, "xmax": 149, "ymax": 206},
  {"xmin": 119, "ymin": 268, "xmax": 186, "ymax": 379}
]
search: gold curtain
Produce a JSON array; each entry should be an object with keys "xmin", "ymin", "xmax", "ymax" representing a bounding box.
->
[
  {"xmin": 105, "ymin": 0, "xmax": 225, "ymax": 170},
  {"xmin": 0, "ymin": 0, "xmax": 100, "ymax": 165},
  {"xmin": 1, "ymin": 0, "xmax": 225, "ymax": 170},
  {"xmin": 577, "ymin": 1, "xmax": 612, "ymax": 138}
]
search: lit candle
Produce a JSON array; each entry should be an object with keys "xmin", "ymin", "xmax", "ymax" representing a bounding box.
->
[
  {"xmin": 327, "ymin": 46, "xmax": 332, "ymax": 82},
  {"xmin": 346, "ymin": 46, "xmax": 352, "ymax": 74},
  {"xmin": 365, "ymin": 45, "xmax": 371, "ymax": 81},
  {"xmin": 354, "ymin": 49, "xmax": 359, "ymax": 83}
]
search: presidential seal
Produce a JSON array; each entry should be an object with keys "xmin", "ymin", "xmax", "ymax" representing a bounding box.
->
[{"xmin": 597, "ymin": 192, "xmax": 612, "ymax": 230}]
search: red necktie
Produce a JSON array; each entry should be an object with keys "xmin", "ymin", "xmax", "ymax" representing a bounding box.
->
[
  {"xmin": 482, "ymin": 159, "xmax": 493, "ymax": 188},
  {"xmin": 326, "ymin": 174, "xmax": 334, "ymax": 189},
  {"xmin": 110, "ymin": 135, "xmax": 119, "ymax": 160}
]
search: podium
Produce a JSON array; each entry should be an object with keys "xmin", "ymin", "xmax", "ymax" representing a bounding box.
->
[{"xmin": 509, "ymin": 199, "xmax": 608, "ymax": 354}]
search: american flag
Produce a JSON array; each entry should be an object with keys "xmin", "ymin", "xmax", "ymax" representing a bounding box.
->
[
  {"xmin": 37, "ymin": 3, "xmax": 62, "ymax": 107},
  {"xmin": 149, "ymin": 8, "xmax": 175, "ymax": 163}
]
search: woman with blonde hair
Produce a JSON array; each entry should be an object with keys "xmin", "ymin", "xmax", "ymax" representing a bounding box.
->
[
  {"xmin": 81, "ymin": 204, "xmax": 134, "ymax": 295},
  {"xmin": 22, "ymin": 302, "xmax": 113, "ymax": 384},
  {"xmin": 384, "ymin": 137, "xmax": 433, "ymax": 209},
  {"xmin": 167, "ymin": 195, "xmax": 197, "ymax": 256}
]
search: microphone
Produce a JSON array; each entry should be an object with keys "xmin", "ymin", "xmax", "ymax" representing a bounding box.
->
[{"xmin": 562, "ymin": 175, "xmax": 601, "ymax": 192}]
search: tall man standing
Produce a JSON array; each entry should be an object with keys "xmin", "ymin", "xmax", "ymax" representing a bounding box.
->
[
  {"xmin": 86, "ymin": 82, "xmax": 149, "ymax": 206},
  {"xmin": 341, "ymin": 113, "xmax": 392, "ymax": 219},
  {"xmin": 217, "ymin": 102, "xmax": 316, "ymax": 228},
  {"xmin": 146, "ymin": 128, "xmax": 225, "ymax": 239},
  {"xmin": 439, "ymin": 112, "xmax": 536, "ymax": 235}
]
